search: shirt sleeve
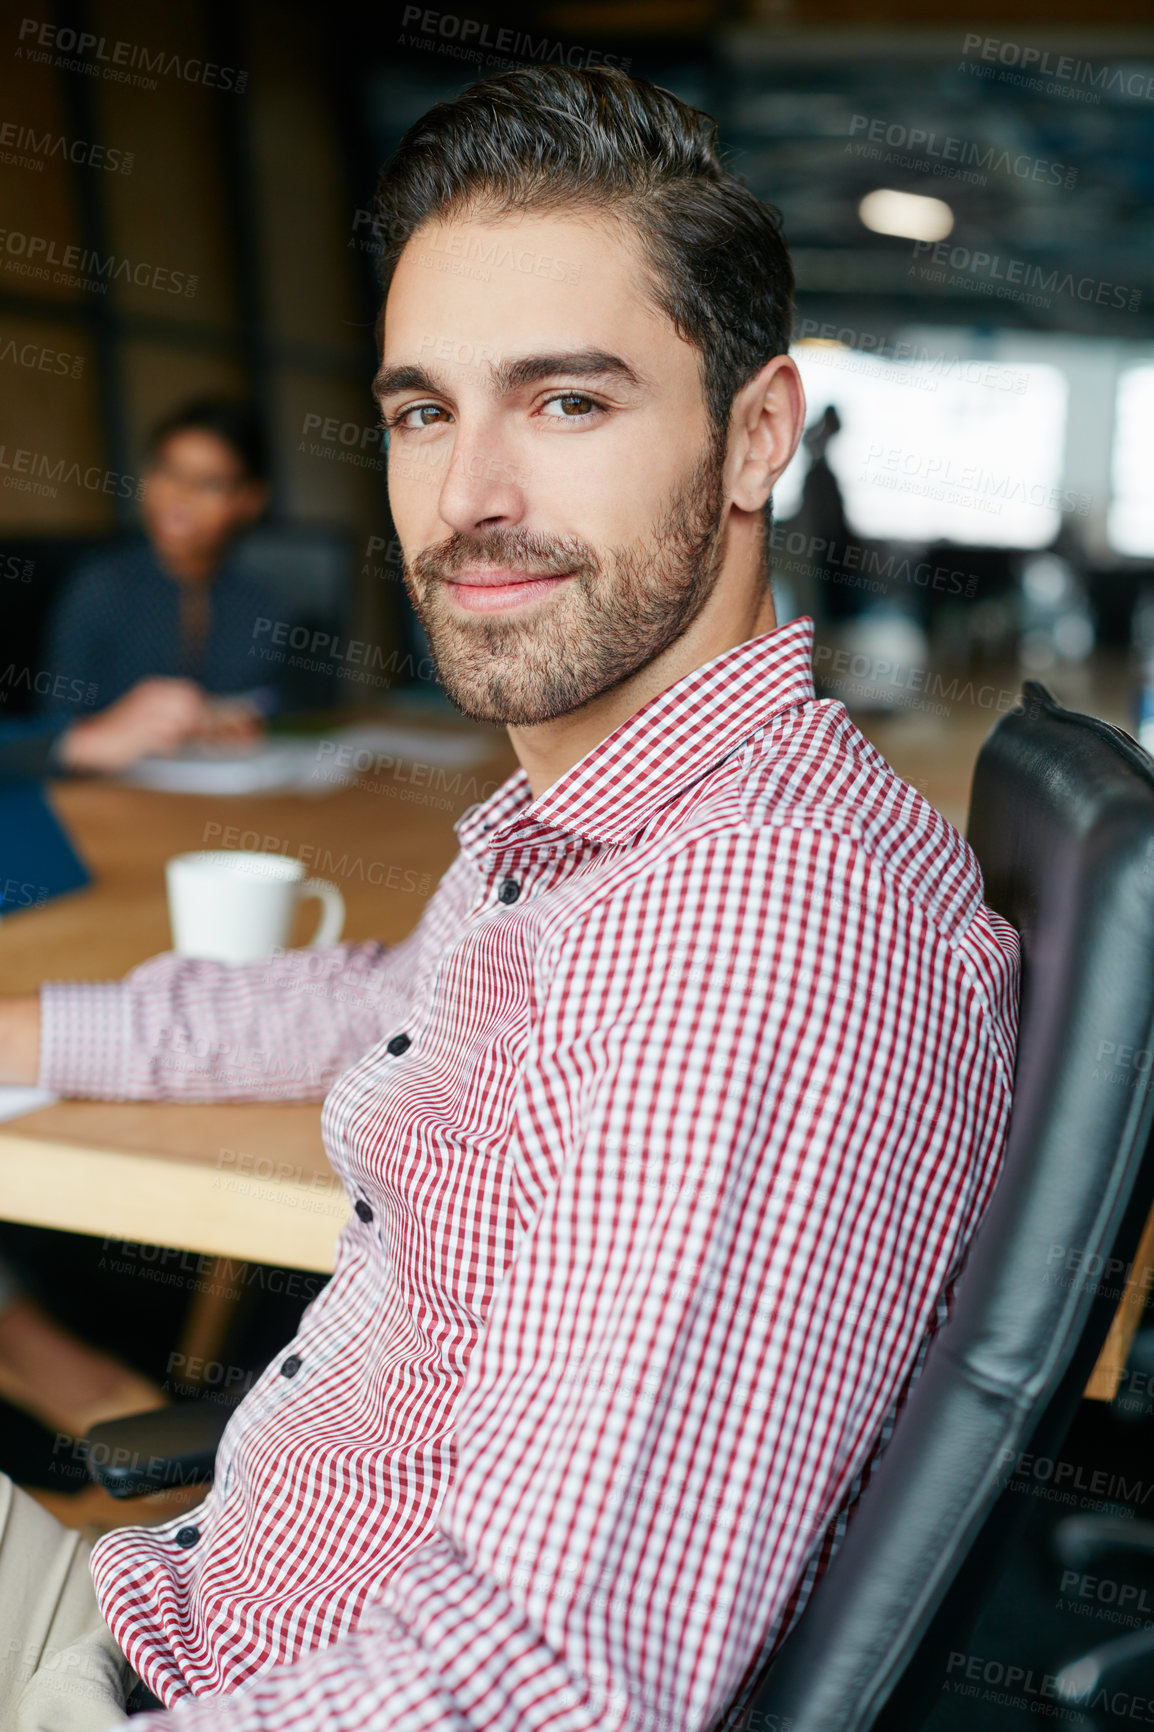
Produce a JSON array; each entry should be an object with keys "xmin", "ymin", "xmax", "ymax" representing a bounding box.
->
[
  {"xmin": 121, "ymin": 822, "xmax": 1014, "ymax": 1732},
  {"xmin": 40, "ymin": 939, "xmax": 414, "ymax": 1103}
]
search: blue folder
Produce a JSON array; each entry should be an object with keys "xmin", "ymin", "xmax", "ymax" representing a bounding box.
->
[{"xmin": 0, "ymin": 779, "xmax": 91, "ymax": 917}]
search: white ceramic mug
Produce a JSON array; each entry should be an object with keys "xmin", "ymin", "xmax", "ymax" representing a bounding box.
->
[{"xmin": 165, "ymin": 851, "xmax": 345, "ymax": 963}]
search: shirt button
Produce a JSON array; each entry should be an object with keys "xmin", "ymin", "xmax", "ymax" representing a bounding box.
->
[
  {"xmin": 280, "ymin": 1355, "xmax": 302, "ymax": 1378},
  {"xmin": 175, "ymin": 1526, "xmax": 200, "ymax": 1548},
  {"xmin": 386, "ymin": 1033, "xmax": 411, "ymax": 1055},
  {"xmin": 355, "ymin": 1198, "xmax": 374, "ymax": 1223},
  {"xmin": 498, "ymin": 878, "xmax": 521, "ymax": 904}
]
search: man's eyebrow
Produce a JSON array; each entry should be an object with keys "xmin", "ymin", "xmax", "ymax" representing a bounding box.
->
[{"xmin": 373, "ymin": 348, "xmax": 646, "ymax": 402}]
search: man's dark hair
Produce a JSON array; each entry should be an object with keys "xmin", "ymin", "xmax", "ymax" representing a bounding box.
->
[
  {"xmin": 147, "ymin": 399, "xmax": 269, "ymax": 483},
  {"xmin": 372, "ymin": 65, "xmax": 794, "ymax": 446}
]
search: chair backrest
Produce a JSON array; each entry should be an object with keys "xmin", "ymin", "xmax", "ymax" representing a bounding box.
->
[{"xmin": 714, "ymin": 681, "xmax": 1154, "ymax": 1732}]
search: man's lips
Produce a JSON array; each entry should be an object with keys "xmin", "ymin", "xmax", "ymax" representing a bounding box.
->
[
  {"xmin": 445, "ymin": 569, "xmax": 571, "ymax": 588},
  {"xmin": 441, "ymin": 569, "xmax": 576, "ymax": 613}
]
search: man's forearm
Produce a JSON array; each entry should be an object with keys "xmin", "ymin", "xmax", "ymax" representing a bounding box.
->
[
  {"xmin": 34, "ymin": 940, "xmax": 411, "ymax": 1103},
  {"xmin": 0, "ymin": 996, "xmax": 41, "ymax": 1086}
]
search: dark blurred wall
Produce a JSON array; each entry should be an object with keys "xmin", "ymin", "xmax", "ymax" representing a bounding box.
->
[
  {"xmin": 4, "ymin": 0, "xmax": 1153, "ymax": 701},
  {"xmin": 0, "ymin": 0, "xmax": 393, "ymax": 704}
]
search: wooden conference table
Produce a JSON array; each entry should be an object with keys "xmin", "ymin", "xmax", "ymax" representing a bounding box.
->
[{"xmin": 0, "ymin": 702, "xmax": 1148, "ymax": 1400}]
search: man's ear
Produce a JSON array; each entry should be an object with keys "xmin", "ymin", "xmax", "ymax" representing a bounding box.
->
[{"xmin": 727, "ymin": 355, "xmax": 806, "ymax": 516}]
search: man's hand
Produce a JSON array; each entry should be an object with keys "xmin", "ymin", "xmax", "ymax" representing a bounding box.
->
[
  {"xmin": 57, "ymin": 678, "xmax": 214, "ymax": 772},
  {"xmin": 0, "ymin": 996, "xmax": 41, "ymax": 1085}
]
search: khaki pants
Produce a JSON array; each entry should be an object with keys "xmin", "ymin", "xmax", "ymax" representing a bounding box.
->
[{"xmin": 0, "ymin": 1475, "xmax": 133, "ymax": 1731}]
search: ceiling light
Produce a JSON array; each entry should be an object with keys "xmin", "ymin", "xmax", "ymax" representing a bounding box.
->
[{"xmin": 858, "ymin": 189, "xmax": 954, "ymax": 242}]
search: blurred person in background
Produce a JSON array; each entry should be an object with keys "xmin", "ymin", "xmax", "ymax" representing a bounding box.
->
[
  {"xmin": 0, "ymin": 1257, "xmax": 163, "ymax": 1445},
  {"xmin": 0, "ymin": 678, "xmax": 231, "ymax": 780},
  {"xmin": 0, "ymin": 402, "xmax": 285, "ymax": 1463},
  {"xmin": 38, "ymin": 399, "xmax": 281, "ymax": 748}
]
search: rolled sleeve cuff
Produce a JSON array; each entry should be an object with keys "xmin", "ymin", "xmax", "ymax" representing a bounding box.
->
[{"xmin": 39, "ymin": 981, "xmax": 132, "ymax": 1098}]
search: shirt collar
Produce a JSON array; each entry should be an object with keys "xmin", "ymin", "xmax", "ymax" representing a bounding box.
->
[{"xmin": 455, "ymin": 615, "xmax": 816, "ymax": 861}]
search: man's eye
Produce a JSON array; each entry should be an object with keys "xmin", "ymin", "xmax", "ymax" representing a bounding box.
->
[
  {"xmin": 541, "ymin": 392, "xmax": 601, "ymax": 419},
  {"xmin": 390, "ymin": 404, "xmax": 448, "ymax": 431}
]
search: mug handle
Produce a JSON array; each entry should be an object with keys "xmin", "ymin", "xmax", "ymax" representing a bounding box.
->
[{"xmin": 300, "ymin": 878, "xmax": 345, "ymax": 947}]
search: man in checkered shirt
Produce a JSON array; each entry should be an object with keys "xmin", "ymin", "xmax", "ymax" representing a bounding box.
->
[{"xmin": 0, "ymin": 63, "xmax": 1018, "ymax": 1732}]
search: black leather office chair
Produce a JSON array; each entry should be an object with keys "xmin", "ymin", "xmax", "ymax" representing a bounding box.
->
[
  {"xmin": 1049, "ymin": 1504, "xmax": 1154, "ymax": 1704},
  {"xmin": 714, "ymin": 681, "xmax": 1154, "ymax": 1731},
  {"xmin": 87, "ymin": 682, "xmax": 1154, "ymax": 1731},
  {"xmin": 1045, "ymin": 1315, "xmax": 1154, "ymax": 1700}
]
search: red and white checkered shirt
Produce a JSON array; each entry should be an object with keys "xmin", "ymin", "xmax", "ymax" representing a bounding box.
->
[{"xmin": 40, "ymin": 616, "xmax": 1019, "ymax": 1732}]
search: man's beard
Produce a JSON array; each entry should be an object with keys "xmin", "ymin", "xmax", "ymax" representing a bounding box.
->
[{"xmin": 401, "ymin": 431, "xmax": 730, "ymax": 727}]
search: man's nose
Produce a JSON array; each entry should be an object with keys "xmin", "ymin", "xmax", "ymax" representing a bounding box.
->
[{"xmin": 432, "ymin": 435, "xmax": 529, "ymax": 535}]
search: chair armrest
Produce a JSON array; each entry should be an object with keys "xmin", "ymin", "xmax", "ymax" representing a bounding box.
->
[{"xmin": 84, "ymin": 1403, "xmax": 232, "ymax": 1498}]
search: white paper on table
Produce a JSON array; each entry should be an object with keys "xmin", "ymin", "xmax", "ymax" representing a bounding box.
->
[
  {"xmin": 116, "ymin": 724, "xmax": 497, "ymax": 797},
  {"xmin": 327, "ymin": 724, "xmax": 496, "ymax": 770},
  {"xmin": 118, "ymin": 739, "xmax": 321, "ymax": 795},
  {"xmin": 0, "ymin": 1085, "xmax": 57, "ymax": 1122}
]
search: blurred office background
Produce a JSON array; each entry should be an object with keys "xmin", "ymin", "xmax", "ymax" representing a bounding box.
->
[
  {"xmin": 3, "ymin": 4, "xmax": 1154, "ymax": 1724},
  {"xmin": 3, "ymin": 0, "xmax": 1154, "ymax": 771}
]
